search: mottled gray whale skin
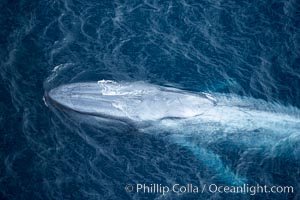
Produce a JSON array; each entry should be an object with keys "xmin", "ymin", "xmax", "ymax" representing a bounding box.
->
[
  {"xmin": 47, "ymin": 80, "xmax": 216, "ymax": 122},
  {"xmin": 46, "ymin": 80, "xmax": 300, "ymax": 185}
]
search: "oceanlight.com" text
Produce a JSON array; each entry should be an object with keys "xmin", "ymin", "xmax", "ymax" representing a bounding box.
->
[{"xmin": 124, "ymin": 183, "xmax": 294, "ymax": 196}]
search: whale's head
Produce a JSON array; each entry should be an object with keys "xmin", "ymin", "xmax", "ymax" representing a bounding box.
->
[{"xmin": 46, "ymin": 80, "xmax": 215, "ymax": 122}]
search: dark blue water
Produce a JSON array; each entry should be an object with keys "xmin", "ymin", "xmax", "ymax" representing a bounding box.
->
[{"xmin": 1, "ymin": 0, "xmax": 300, "ymax": 199}]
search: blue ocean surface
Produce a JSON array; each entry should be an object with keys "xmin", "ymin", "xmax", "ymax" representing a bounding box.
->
[{"xmin": 0, "ymin": 0, "xmax": 300, "ymax": 199}]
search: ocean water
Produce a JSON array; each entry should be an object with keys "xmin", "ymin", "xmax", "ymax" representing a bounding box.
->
[{"xmin": 0, "ymin": 0, "xmax": 300, "ymax": 199}]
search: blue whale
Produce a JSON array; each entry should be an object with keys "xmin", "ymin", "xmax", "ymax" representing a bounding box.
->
[{"xmin": 46, "ymin": 80, "xmax": 300, "ymax": 185}]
